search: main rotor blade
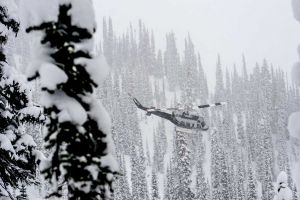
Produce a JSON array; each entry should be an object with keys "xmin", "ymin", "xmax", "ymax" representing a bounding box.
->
[{"xmin": 198, "ymin": 102, "xmax": 227, "ymax": 109}]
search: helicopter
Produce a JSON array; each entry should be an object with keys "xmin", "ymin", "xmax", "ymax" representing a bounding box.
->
[{"xmin": 132, "ymin": 97, "xmax": 226, "ymax": 132}]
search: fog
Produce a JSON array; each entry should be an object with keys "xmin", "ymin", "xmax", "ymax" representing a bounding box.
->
[{"xmin": 94, "ymin": 0, "xmax": 300, "ymax": 86}]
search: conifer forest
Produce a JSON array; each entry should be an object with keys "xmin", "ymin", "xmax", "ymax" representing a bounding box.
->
[{"xmin": 0, "ymin": 0, "xmax": 300, "ymax": 200}]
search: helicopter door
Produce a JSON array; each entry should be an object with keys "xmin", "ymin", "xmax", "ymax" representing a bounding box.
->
[{"xmin": 186, "ymin": 121, "xmax": 190, "ymax": 128}]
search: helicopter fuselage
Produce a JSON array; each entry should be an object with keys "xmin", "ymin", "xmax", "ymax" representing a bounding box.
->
[
  {"xmin": 171, "ymin": 111, "xmax": 208, "ymax": 130},
  {"xmin": 132, "ymin": 97, "xmax": 209, "ymax": 131}
]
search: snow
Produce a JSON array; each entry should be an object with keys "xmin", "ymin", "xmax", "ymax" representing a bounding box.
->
[
  {"xmin": 4, "ymin": 130, "xmax": 16, "ymax": 141},
  {"xmin": 39, "ymin": 63, "xmax": 68, "ymax": 90},
  {"xmin": 87, "ymin": 96, "xmax": 111, "ymax": 133},
  {"xmin": 100, "ymin": 154, "xmax": 119, "ymax": 174},
  {"xmin": 19, "ymin": 106, "xmax": 43, "ymax": 118},
  {"xmin": 274, "ymin": 190, "xmax": 293, "ymax": 200},
  {"xmin": 18, "ymin": 0, "xmax": 59, "ymax": 28},
  {"xmin": 274, "ymin": 171, "xmax": 293, "ymax": 200},
  {"xmin": 15, "ymin": 134, "xmax": 37, "ymax": 149},
  {"xmin": 0, "ymin": 134, "xmax": 15, "ymax": 154},
  {"xmin": 0, "ymin": 0, "xmax": 18, "ymax": 23},
  {"xmin": 124, "ymin": 155, "xmax": 132, "ymax": 193},
  {"xmin": 87, "ymin": 96, "xmax": 119, "ymax": 171},
  {"xmin": 41, "ymin": 91, "xmax": 87, "ymax": 125},
  {"xmin": 85, "ymin": 164, "xmax": 99, "ymax": 180},
  {"xmin": 75, "ymin": 55, "xmax": 110, "ymax": 86},
  {"xmin": 277, "ymin": 171, "xmax": 288, "ymax": 185},
  {"xmin": 61, "ymin": 0, "xmax": 96, "ymax": 32},
  {"xmin": 1, "ymin": 62, "xmax": 28, "ymax": 92},
  {"xmin": 33, "ymin": 150, "xmax": 47, "ymax": 163}
]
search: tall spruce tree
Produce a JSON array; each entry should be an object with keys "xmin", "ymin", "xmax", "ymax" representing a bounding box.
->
[
  {"xmin": 26, "ymin": 2, "xmax": 118, "ymax": 199},
  {"xmin": 246, "ymin": 164, "xmax": 257, "ymax": 200},
  {"xmin": 151, "ymin": 169, "xmax": 160, "ymax": 200},
  {"xmin": 172, "ymin": 130, "xmax": 194, "ymax": 200}
]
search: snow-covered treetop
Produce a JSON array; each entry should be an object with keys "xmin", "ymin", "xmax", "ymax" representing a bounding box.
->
[{"xmin": 277, "ymin": 171, "xmax": 288, "ymax": 185}]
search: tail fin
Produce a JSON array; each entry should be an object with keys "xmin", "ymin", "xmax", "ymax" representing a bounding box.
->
[
  {"xmin": 133, "ymin": 98, "xmax": 142, "ymax": 108},
  {"xmin": 132, "ymin": 97, "xmax": 148, "ymax": 111}
]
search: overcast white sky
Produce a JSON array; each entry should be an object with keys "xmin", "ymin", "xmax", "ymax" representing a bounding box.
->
[{"xmin": 94, "ymin": 0, "xmax": 300, "ymax": 85}]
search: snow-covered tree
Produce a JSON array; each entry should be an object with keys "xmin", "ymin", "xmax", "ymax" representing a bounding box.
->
[
  {"xmin": 273, "ymin": 171, "xmax": 293, "ymax": 200},
  {"xmin": 246, "ymin": 164, "xmax": 258, "ymax": 200},
  {"xmin": 236, "ymin": 152, "xmax": 246, "ymax": 200},
  {"xmin": 195, "ymin": 162, "xmax": 210, "ymax": 200},
  {"xmin": 215, "ymin": 55, "xmax": 225, "ymax": 102},
  {"xmin": 0, "ymin": 2, "xmax": 43, "ymax": 198},
  {"xmin": 26, "ymin": 2, "xmax": 118, "ymax": 199},
  {"xmin": 292, "ymin": 183, "xmax": 298, "ymax": 200},
  {"xmin": 165, "ymin": 165, "xmax": 177, "ymax": 200},
  {"xmin": 151, "ymin": 169, "xmax": 160, "ymax": 200},
  {"xmin": 211, "ymin": 127, "xmax": 230, "ymax": 200},
  {"xmin": 164, "ymin": 32, "xmax": 180, "ymax": 91},
  {"xmin": 172, "ymin": 130, "xmax": 194, "ymax": 200},
  {"xmin": 131, "ymin": 146, "xmax": 149, "ymax": 200},
  {"xmin": 16, "ymin": 184, "xmax": 28, "ymax": 200},
  {"xmin": 113, "ymin": 156, "xmax": 131, "ymax": 200}
]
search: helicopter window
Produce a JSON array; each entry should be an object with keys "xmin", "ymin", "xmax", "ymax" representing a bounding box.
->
[{"xmin": 201, "ymin": 121, "xmax": 206, "ymax": 127}]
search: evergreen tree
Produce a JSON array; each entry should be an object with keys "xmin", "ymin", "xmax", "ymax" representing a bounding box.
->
[
  {"xmin": 151, "ymin": 169, "xmax": 160, "ymax": 200},
  {"xmin": 153, "ymin": 122, "xmax": 167, "ymax": 173},
  {"xmin": 215, "ymin": 55, "xmax": 225, "ymax": 102},
  {"xmin": 16, "ymin": 184, "xmax": 28, "ymax": 200},
  {"xmin": 236, "ymin": 152, "xmax": 246, "ymax": 200},
  {"xmin": 246, "ymin": 165, "xmax": 257, "ymax": 200},
  {"xmin": 164, "ymin": 32, "xmax": 180, "ymax": 91},
  {"xmin": 103, "ymin": 17, "xmax": 114, "ymax": 66},
  {"xmin": 197, "ymin": 53, "xmax": 209, "ymax": 105},
  {"xmin": 113, "ymin": 156, "xmax": 131, "ymax": 200},
  {"xmin": 0, "ymin": 2, "xmax": 42, "ymax": 198},
  {"xmin": 164, "ymin": 165, "xmax": 177, "ymax": 200},
  {"xmin": 131, "ymin": 146, "xmax": 149, "ymax": 200},
  {"xmin": 237, "ymin": 111, "xmax": 246, "ymax": 145},
  {"xmin": 211, "ymin": 127, "xmax": 230, "ymax": 200},
  {"xmin": 172, "ymin": 130, "xmax": 194, "ymax": 200},
  {"xmin": 292, "ymin": 183, "xmax": 298, "ymax": 200},
  {"xmin": 26, "ymin": 2, "xmax": 118, "ymax": 199},
  {"xmin": 195, "ymin": 162, "xmax": 210, "ymax": 200},
  {"xmin": 182, "ymin": 35, "xmax": 198, "ymax": 105}
]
